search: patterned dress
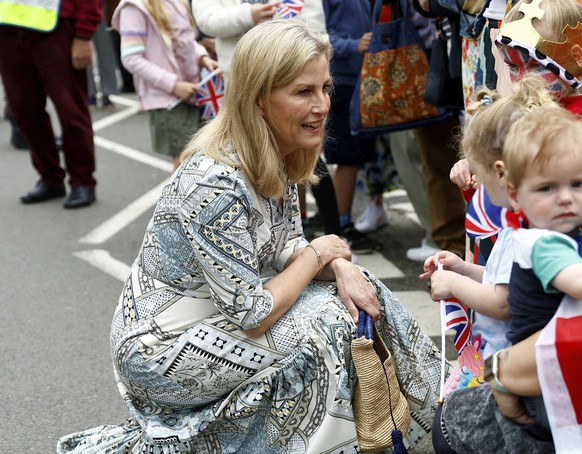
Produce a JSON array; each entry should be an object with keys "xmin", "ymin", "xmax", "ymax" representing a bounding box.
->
[{"xmin": 58, "ymin": 152, "xmax": 443, "ymax": 453}]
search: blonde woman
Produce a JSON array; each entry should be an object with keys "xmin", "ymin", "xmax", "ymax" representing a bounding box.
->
[{"xmin": 58, "ymin": 20, "xmax": 441, "ymax": 453}]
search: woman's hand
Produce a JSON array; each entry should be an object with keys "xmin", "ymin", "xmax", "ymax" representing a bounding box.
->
[
  {"xmin": 492, "ymin": 389, "xmax": 535, "ymax": 425},
  {"xmin": 250, "ymin": 1, "xmax": 280, "ymax": 24},
  {"xmin": 309, "ymin": 235, "xmax": 352, "ymax": 267},
  {"xmin": 332, "ymin": 260, "xmax": 380, "ymax": 323},
  {"xmin": 172, "ymin": 81, "xmax": 199, "ymax": 100},
  {"xmin": 450, "ymin": 158, "xmax": 476, "ymax": 191},
  {"xmin": 419, "ymin": 250, "xmax": 464, "ymax": 280}
]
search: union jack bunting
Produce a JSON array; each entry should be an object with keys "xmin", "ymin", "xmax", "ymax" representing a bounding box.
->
[
  {"xmin": 465, "ymin": 185, "xmax": 525, "ymax": 239},
  {"xmin": 443, "ymin": 297, "xmax": 471, "ymax": 353},
  {"xmin": 277, "ymin": 0, "xmax": 304, "ymax": 19},
  {"xmin": 195, "ymin": 71, "xmax": 224, "ymax": 120}
]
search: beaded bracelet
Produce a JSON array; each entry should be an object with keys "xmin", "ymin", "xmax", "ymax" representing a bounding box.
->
[{"xmin": 305, "ymin": 244, "xmax": 323, "ymax": 270}]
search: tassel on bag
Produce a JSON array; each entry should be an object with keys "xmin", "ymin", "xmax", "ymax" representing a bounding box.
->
[{"xmin": 352, "ymin": 310, "xmax": 410, "ymax": 452}]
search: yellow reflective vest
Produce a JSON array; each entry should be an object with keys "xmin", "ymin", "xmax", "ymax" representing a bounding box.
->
[{"xmin": 0, "ymin": 0, "xmax": 60, "ymax": 32}]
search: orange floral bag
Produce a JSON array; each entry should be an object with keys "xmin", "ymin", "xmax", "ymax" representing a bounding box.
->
[{"xmin": 350, "ymin": 0, "xmax": 453, "ymax": 136}]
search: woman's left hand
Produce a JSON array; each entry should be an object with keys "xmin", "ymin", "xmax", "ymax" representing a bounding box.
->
[{"xmin": 333, "ymin": 260, "xmax": 380, "ymax": 323}]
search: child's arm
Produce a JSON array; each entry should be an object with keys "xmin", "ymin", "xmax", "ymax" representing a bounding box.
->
[
  {"xmin": 429, "ymin": 271, "xmax": 511, "ymax": 320},
  {"xmin": 532, "ymin": 233, "xmax": 582, "ymax": 300},
  {"xmin": 118, "ymin": 6, "xmax": 178, "ymax": 95},
  {"xmin": 550, "ymin": 263, "xmax": 582, "ymax": 300}
]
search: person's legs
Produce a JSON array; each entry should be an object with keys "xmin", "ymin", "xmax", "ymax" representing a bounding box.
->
[
  {"xmin": 389, "ymin": 130, "xmax": 435, "ymax": 247},
  {"xmin": 0, "ymin": 27, "xmax": 66, "ymax": 187},
  {"xmin": 39, "ymin": 20, "xmax": 97, "ymax": 189},
  {"xmin": 414, "ymin": 117, "xmax": 466, "ymax": 257},
  {"xmin": 311, "ymin": 158, "xmax": 341, "ymax": 235},
  {"xmin": 324, "ymin": 84, "xmax": 379, "ymax": 253}
]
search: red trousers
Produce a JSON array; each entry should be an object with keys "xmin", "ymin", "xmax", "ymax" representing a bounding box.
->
[{"xmin": 0, "ymin": 19, "xmax": 96, "ymax": 187}]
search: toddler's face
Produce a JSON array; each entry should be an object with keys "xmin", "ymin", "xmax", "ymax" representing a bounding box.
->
[
  {"xmin": 499, "ymin": 46, "xmax": 565, "ymax": 95},
  {"xmin": 510, "ymin": 153, "xmax": 582, "ymax": 233}
]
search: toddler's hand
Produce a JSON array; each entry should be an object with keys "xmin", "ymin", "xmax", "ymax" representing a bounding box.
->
[
  {"xmin": 429, "ymin": 270, "xmax": 457, "ymax": 301},
  {"xmin": 450, "ymin": 159, "xmax": 476, "ymax": 191}
]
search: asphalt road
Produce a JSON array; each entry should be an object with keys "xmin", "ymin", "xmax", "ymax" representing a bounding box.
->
[{"xmin": 0, "ymin": 93, "xmax": 446, "ymax": 453}]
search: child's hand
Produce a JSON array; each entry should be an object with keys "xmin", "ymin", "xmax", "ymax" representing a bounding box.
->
[
  {"xmin": 419, "ymin": 251, "xmax": 464, "ymax": 279},
  {"xmin": 429, "ymin": 270, "xmax": 457, "ymax": 301},
  {"xmin": 200, "ymin": 55, "xmax": 219, "ymax": 72},
  {"xmin": 450, "ymin": 158, "xmax": 476, "ymax": 191},
  {"xmin": 251, "ymin": 1, "xmax": 281, "ymax": 24},
  {"xmin": 172, "ymin": 81, "xmax": 199, "ymax": 100}
]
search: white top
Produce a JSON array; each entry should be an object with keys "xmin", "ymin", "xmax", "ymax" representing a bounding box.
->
[
  {"xmin": 192, "ymin": 0, "xmax": 326, "ymax": 77},
  {"xmin": 483, "ymin": 0, "xmax": 506, "ymax": 20}
]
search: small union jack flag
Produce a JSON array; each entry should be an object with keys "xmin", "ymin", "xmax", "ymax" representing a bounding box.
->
[
  {"xmin": 195, "ymin": 71, "xmax": 224, "ymax": 120},
  {"xmin": 277, "ymin": 0, "xmax": 304, "ymax": 19},
  {"xmin": 465, "ymin": 185, "xmax": 525, "ymax": 239},
  {"xmin": 443, "ymin": 297, "xmax": 471, "ymax": 353}
]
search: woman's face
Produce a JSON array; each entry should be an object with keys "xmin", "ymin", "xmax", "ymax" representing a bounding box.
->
[
  {"xmin": 499, "ymin": 45, "xmax": 565, "ymax": 95},
  {"xmin": 260, "ymin": 55, "xmax": 331, "ymax": 158}
]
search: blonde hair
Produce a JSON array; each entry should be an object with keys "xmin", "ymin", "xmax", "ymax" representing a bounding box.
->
[
  {"xmin": 142, "ymin": 0, "xmax": 196, "ymax": 43},
  {"xmin": 181, "ymin": 19, "xmax": 332, "ymax": 199},
  {"xmin": 503, "ymin": 105, "xmax": 582, "ymax": 187},
  {"xmin": 462, "ymin": 77, "xmax": 556, "ymax": 170}
]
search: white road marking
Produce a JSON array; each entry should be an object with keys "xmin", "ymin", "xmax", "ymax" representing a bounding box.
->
[
  {"xmin": 94, "ymin": 136, "xmax": 174, "ymax": 172},
  {"xmin": 74, "ymin": 249, "xmax": 130, "ymax": 282},
  {"xmin": 79, "ymin": 182, "xmax": 166, "ymax": 245},
  {"xmin": 92, "ymin": 105, "xmax": 142, "ymax": 132}
]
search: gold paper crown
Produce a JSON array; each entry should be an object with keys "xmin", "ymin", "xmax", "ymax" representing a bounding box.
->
[{"xmin": 498, "ymin": 0, "xmax": 582, "ymax": 81}]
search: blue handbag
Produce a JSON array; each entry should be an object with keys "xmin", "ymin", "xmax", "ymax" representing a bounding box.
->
[{"xmin": 350, "ymin": 0, "xmax": 455, "ymax": 137}]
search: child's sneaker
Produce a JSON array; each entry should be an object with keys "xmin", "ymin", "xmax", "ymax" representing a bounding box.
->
[
  {"xmin": 341, "ymin": 224, "xmax": 382, "ymax": 254},
  {"xmin": 355, "ymin": 201, "xmax": 388, "ymax": 233}
]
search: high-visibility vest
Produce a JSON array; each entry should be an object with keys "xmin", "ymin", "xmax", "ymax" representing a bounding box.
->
[{"xmin": 0, "ymin": 0, "xmax": 61, "ymax": 32}]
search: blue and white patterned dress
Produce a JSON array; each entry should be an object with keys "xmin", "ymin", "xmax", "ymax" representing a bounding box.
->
[{"xmin": 58, "ymin": 152, "xmax": 443, "ymax": 453}]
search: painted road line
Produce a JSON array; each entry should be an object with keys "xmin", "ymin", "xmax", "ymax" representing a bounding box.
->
[
  {"xmin": 92, "ymin": 105, "xmax": 142, "ymax": 132},
  {"xmin": 74, "ymin": 249, "xmax": 130, "ymax": 282},
  {"xmin": 79, "ymin": 182, "xmax": 166, "ymax": 245},
  {"xmin": 108, "ymin": 94, "xmax": 141, "ymax": 108},
  {"xmin": 94, "ymin": 136, "xmax": 174, "ymax": 172}
]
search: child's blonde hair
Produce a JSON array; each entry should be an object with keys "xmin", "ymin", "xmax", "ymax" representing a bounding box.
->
[
  {"xmin": 503, "ymin": 105, "xmax": 582, "ymax": 188},
  {"xmin": 462, "ymin": 77, "xmax": 556, "ymax": 170},
  {"xmin": 143, "ymin": 0, "xmax": 196, "ymax": 43}
]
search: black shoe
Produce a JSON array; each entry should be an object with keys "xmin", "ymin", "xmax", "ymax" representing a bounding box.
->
[
  {"xmin": 20, "ymin": 180, "xmax": 66, "ymax": 204},
  {"xmin": 341, "ymin": 224, "xmax": 382, "ymax": 254},
  {"xmin": 63, "ymin": 185, "xmax": 96, "ymax": 209}
]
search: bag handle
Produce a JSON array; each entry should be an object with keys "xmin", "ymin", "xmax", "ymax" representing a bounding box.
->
[
  {"xmin": 358, "ymin": 309, "xmax": 375, "ymax": 340},
  {"xmin": 372, "ymin": 0, "xmax": 409, "ymax": 23}
]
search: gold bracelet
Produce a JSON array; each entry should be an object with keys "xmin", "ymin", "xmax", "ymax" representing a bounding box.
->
[{"xmin": 305, "ymin": 244, "xmax": 323, "ymax": 270}]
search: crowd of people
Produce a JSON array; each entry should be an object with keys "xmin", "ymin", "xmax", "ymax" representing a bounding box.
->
[{"xmin": 1, "ymin": 0, "xmax": 581, "ymax": 452}]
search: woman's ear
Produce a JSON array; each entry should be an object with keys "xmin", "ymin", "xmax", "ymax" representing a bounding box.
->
[
  {"xmin": 257, "ymin": 97, "xmax": 265, "ymax": 117},
  {"xmin": 506, "ymin": 182, "xmax": 520, "ymax": 211}
]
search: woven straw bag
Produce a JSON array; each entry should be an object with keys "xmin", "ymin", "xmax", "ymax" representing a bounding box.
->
[{"xmin": 352, "ymin": 311, "xmax": 411, "ymax": 452}]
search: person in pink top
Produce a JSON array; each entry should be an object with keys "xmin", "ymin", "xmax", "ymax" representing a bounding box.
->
[{"xmin": 113, "ymin": 0, "xmax": 218, "ymax": 168}]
